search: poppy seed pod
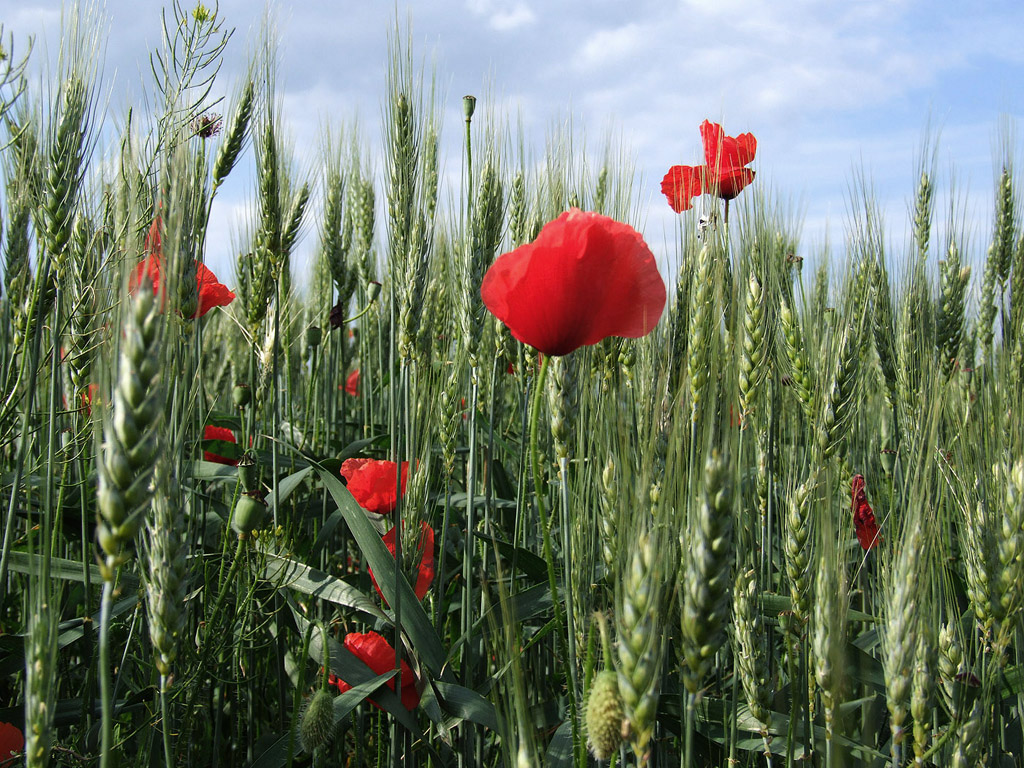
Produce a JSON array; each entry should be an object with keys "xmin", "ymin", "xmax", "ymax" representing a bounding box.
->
[
  {"xmin": 231, "ymin": 493, "xmax": 267, "ymax": 537},
  {"xmin": 306, "ymin": 325, "xmax": 322, "ymax": 348},
  {"xmin": 463, "ymin": 94, "xmax": 477, "ymax": 120},
  {"xmin": 237, "ymin": 450, "xmax": 259, "ymax": 492}
]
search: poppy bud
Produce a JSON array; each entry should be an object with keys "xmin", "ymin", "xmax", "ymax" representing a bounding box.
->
[
  {"xmin": 367, "ymin": 281, "xmax": 382, "ymax": 303},
  {"xmin": 463, "ymin": 95, "xmax": 477, "ymax": 120},
  {"xmin": 306, "ymin": 325, "xmax": 322, "ymax": 348},
  {"xmin": 232, "ymin": 383, "xmax": 251, "ymax": 408},
  {"xmin": 300, "ymin": 689, "xmax": 335, "ymax": 752},
  {"xmin": 231, "ymin": 492, "xmax": 267, "ymax": 538}
]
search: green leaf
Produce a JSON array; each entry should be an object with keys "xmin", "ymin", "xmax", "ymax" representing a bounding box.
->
[
  {"xmin": 433, "ymin": 680, "xmax": 498, "ymax": 731},
  {"xmin": 266, "ymin": 466, "xmax": 313, "ymax": 507},
  {"xmin": 312, "ymin": 462, "xmax": 448, "ymax": 678},
  {"xmin": 262, "ymin": 550, "xmax": 387, "ymax": 622}
]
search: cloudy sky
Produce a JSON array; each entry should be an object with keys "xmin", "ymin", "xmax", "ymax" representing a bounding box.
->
[{"xmin": 4, "ymin": 0, "xmax": 1024, "ymax": 281}]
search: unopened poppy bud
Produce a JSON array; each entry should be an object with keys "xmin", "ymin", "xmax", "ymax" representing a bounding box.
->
[
  {"xmin": 367, "ymin": 281, "xmax": 382, "ymax": 303},
  {"xmin": 238, "ymin": 450, "xmax": 259, "ymax": 492},
  {"xmin": 463, "ymin": 95, "xmax": 477, "ymax": 120},
  {"xmin": 306, "ymin": 325, "xmax": 322, "ymax": 348},
  {"xmin": 232, "ymin": 492, "xmax": 267, "ymax": 538},
  {"xmin": 300, "ymin": 689, "xmax": 335, "ymax": 752},
  {"xmin": 232, "ymin": 383, "xmax": 251, "ymax": 408}
]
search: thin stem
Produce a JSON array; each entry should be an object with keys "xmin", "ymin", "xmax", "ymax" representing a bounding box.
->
[
  {"xmin": 160, "ymin": 674, "xmax": 174, "ymax": 768},
  {"xmin": 528, "ymin": 355, "xmax": 580, "ymax": 759},
  {"xmin": 99, "ymin": 578, "xmax": 116, "ymax": 768}
]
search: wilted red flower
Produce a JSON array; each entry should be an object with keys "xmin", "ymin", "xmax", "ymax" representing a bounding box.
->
[
  {"xmin": 369, "ymin": 521, "xmax": 436, "ymax": 604},
  {"xmin": 344, "ymin": 369, "xmax": 360, "ymax": 397},
  {"xmin": 661, "ymin": 120, "xmax": 757, "ymax": 212},
  {"xmin": 481, "ymin": 209, "xmax": 666, "ymax": 356},
  {"xmin": 852, "ymin": 473, "xmax": 882, "ymax": 551},
  {"xmin": 340, "ymin": 458, "xmax": 409, "ymax": 514},
  {"xmin": 328, "ymin": 631, "xmax": 420, "ymax": 710},
  {"xmin": 129, "ymin": 217, "xmax": 236, "ymax": 318},
  {"xmin": 203, "ymin": 425, "xmax": 238, "ymax": 466},
  {"xmin": 0, "ymin": 721, "xmax": 24, "ymax": 768}
]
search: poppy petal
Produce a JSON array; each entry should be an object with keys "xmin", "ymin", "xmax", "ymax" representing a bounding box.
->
[
  {"xmin": 661, "ymin": 165, "xmax": 705, "ymax": 213},
  {"xmin": 370, "ymin": 521, "xmax": 435, "ymax": 604},
  {"xmin": 480, "ymin": 209, "xmax": 666, "ymax": 356},
  {"xmin": 203, "ymin": 425, "xmax": 238, "ymax": 466},
  {"xmin": 700, "ymin": 119, "xmax": 757, "ymax": 172},
  {"xmin": 195, "ymin": 261, "xmax": 237, "ymax": 318},
  {"xmin": 340, "ymin": 458, "xmax": 409, "ymax": 514},
  {"xmin": 344, "ymin": 369, "xmax": 360, "ymax": 397},
  {"xmin": 851, "ymin": 473, "xmax": 882, "ymax": 551},
  {"xmin": 331, "ymin": 631, "xmax": 420, "ymax": 711}
]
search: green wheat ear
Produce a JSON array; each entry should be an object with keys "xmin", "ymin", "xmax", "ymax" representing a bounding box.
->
[{"xmin": 97, "ymin": 278, "xmax": 163, "ymax": 579}]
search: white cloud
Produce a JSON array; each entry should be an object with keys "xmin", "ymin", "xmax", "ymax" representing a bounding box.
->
[
  {"xmin": 490, "ymin": 5, "xmax": 535, "ymax": 31},
  {"xmin": 575, "ymin": 23, "xmax": 646, "ymax": 71},
  {"xmin": 464, "ymin": 0, "xmax": 536, "ymax": 31}
]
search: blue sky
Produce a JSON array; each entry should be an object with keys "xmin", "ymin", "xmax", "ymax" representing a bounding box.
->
[{"xmin": 4, "ymin": 0, "xmax": 1024, "ymax": 281}]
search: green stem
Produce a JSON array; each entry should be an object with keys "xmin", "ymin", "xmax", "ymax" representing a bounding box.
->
[
  {"xmin": 160, "ymin": 674, "xmax": 174, "ymax": 768},
  {"xmin": 528, "ymin": 355, "xmax": 581, "ymax": 760},
  {"xmin": 684, "ymin": 691, "xmax": 696, "ymax": 768},
  {"xmin": 99, "ymin": 578, "xmax": 117, "ymax": 768}
]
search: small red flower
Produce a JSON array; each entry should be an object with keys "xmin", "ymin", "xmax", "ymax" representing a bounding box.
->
[
  {"xmin": 340, "ymin": 458, "xmax": 409, "ymax": 514},
  {"xmin": 129, "ymin": 217, "xmax": 236, "ymax": 318},
  {"xmin": 344, "ymin": 369, "xmax": 360, "ymax": 397},
  {"xmin": 0, "ymin": 721, "xmax": 24, "ymax": 768},
  {"xmin": 203, "ymin": 425, "xmax": 238, "ymax": 466},
  {"xmin": 481, "ymin": 209, "xmax": 666, "ymax": 356},
  {"xmin": 328, "ymin": 631, "xmax": 420, "ymax": 711},
  {"xmin": 662, "ymin": 120, "xmax": 757, "ymax": 212},
  {"xmin": 369, "ymin": 521, "xmax": 436, "ymax": 604},
  {"xmin": 852, "ymin": 473, "xmax": 882, "ymax": 551}
]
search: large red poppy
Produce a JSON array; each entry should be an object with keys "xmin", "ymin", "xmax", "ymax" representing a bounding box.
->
[
  {"xmin": 851, "ymin": 473, "xmax": 882, "ymax": 551},
  {"xmin": 203, "ymin": 425, "xmax": 238, "ymax": 466},
  {"xmin": 0, "ymin": 721, "xmax": 23, "ymax": 768},
  {"xmin": 129, "ymin": 217, "xmax": 236, "ymax": 318},
  {"xmin": 661, "ymin": 120, "xmax": 757, "ymax": 212},
  {"xmin": 328, "ymin": 631, "xmax": 420, "ymax": 710},
  {"xmin": 369, "ymin": 521, "xmax": 435, "ymax": 604},
  {"xmin": 480, "ymin": 209, "xmax": 666, "ymax": 356},
  {"xmin": 340, "ymin": 458, "xmax": 409, "ymax": 515}
]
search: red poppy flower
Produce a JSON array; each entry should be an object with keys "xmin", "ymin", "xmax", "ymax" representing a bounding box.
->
[
  {"xmin": 129, "ymin": 217, "xmax": 236, "ymax": 318},
  {"xmin": 480, "ymin": 209, "xmax": 666, "ymax": 356},
  {"xmin": 340, "ymin": 458, "xmax": 409, "ymax": 514},
  {"xmin": 369, "ymin": 521, "xmax": 435, "ymax": 604},
  {"xmin": 661, "ymin": 120, "xmax": 757, "ymax": 212},
  {"xmin": 0, "ymin": 721, "xmax": 23, "ymax": 768},
  {"xmin": 203, "ymin": 425, "xmax": 238, "ymax": 466},
  {"xmin": 328, "ymin": 631, "xmax": 420, "ymax": 710},
  {"xmin": 344, "ymin": 369, "xmax": 360, "ymax": 397},
  {"xmin": 852, "ymin": 473, "xmax": 882, "ymax": 551}
]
